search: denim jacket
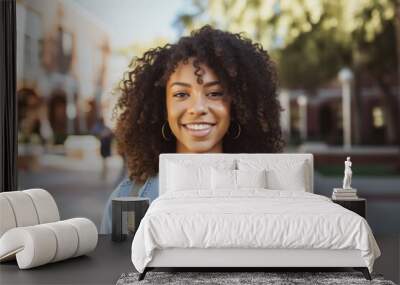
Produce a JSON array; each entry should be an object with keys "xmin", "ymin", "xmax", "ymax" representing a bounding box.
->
[{"xmin": 100, "ymin": 175, "xmax": 159, "ymax": 234}]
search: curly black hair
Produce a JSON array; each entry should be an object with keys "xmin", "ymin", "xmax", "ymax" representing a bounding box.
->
[{"xmin": 114, "ymin": 25, "xmax": 284, "ymax": 183}]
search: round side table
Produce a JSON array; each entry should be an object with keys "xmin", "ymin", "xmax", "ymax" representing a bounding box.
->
[{"xmin": 112, "ymin": 197, "xmax": 149, "ymax": 242}]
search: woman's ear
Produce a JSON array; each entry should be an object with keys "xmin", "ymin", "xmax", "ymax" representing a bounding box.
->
[
  {"xmin": 164, "ymin": 109, "xmax": 168, "ymax": 121},
  {"xmin": 160, "ymin": 103, "xmax": 167, "ymax": 121},
  {"xmin": 230, "ymin": 107, "xmax": 236, "ymax": 122}
]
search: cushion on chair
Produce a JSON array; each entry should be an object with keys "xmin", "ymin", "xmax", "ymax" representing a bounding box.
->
[
  {"xmin": 23, "ymin": 189, "xmax": 60, "ymax": 224},
  {"xmin": 64, "ymin": 218, "xmax": 98, "ymax": 257},
  {"xmin": 0, "ymin": 191, "xmax": 40, "ymax": 227},
  {"xmin": 42, "ymin": 220, "xmax": 79, "ymax": 262},
  {"xmin": 0, "ymin": 225, "xmax": 57, "ymax": 268},
  {"xmin": 0, "ymin": 196, "xmax": 17, "ymax": 237},
  {"xmin": 0, "ymin": 218, "xmax": 98, "ymax": 269},
  {"xmin": 0, "ymin": 189, "xmax": 60, "ymax": 237}
]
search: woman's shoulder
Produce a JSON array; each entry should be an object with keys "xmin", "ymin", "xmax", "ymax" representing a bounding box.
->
[
  {"xmin": 118, "ymin": 178, "xmax": 134, "ymax": 188},
  {"xmin": 116, "ymin": 175, "xmax": 158, "ymax": 191},
  {"xmin": 110, "ymin": 178, "xmax": 133, "ymax": 198}
]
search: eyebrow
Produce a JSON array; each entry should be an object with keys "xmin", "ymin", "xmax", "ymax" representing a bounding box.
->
[{"xmin": 169, "ymin": 81, "xmax": 221, "ymax": 88}]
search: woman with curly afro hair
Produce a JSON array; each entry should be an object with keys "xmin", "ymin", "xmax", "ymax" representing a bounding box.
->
[{"xmin": 100, "ymin": 25, "xmax": 284, "ymax": 234}]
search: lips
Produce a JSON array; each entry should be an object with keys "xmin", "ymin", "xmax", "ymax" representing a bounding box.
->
[{"xmin": 181, "ymin": 122, "xmax": 216, "ymax": 137}]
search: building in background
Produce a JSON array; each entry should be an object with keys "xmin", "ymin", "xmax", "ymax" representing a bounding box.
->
[
  {"xmin": 280, "ymin": 79, "xmax": 399, "ymax": 146},
  {"xmin": 16, "ymin": 0, "xmax": 111, "ymax": 145}
]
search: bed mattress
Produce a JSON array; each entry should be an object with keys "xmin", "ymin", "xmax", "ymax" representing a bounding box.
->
[{"xmin": 131, "ymin": 190, "xmax": 380, "ymax": 273}]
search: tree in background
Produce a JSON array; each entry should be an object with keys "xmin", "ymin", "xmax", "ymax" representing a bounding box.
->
[
  {"xmin": 175, "ymin": 0, "xmax": 399, "ymax": 144},
  {"xmin": 116, "ymin": 37, "xmax": 170, "ymax": 61}
]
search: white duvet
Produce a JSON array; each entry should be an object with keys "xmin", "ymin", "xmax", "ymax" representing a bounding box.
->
[{"xmin": 131, "ymin": 190, "xmax": 380, "ymax": 273}]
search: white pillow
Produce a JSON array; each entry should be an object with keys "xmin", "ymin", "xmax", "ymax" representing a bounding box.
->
[
  {"xmin": 211, "ymin": 168, "xmax": 236, "ymax": 190},
  {"xmin": 237, "ymin": 159, "xmax": 307, "ymax": 191},
  {"xmin": 167, "ymin": 162, "xmax": 211, "ymax": 191},
  {"xmin": 166, "ymin": 159, "xmax": 235, "ymax": 192},
  {"xmin": 237, "ymin": 169, "xmax": 267, "ymax": 188},
  {"xmin": 211, "ymin": 168, "xmax": 267, "ymax": 190},
  {"xmin": 267, "ymin": 168, "xmax": 306, "ymax": 191}
]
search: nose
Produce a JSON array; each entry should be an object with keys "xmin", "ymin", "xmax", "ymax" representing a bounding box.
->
[{"xmin": 187, "ymin": 93, "xmax": 208, "ymax": 116}]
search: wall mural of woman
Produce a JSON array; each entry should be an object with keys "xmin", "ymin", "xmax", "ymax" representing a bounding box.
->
[{"xmin": 100, "ymin": 25, "xmax": 284, "ymax": 234}]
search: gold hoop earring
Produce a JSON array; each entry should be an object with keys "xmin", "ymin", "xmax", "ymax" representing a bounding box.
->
[
  {"xmin": 162, "ymin": 122, "xmax": 172, "ymax": 141},
  {"xmin": 230, "ymin": 121, "xmax": 241, "ymax": 140}
]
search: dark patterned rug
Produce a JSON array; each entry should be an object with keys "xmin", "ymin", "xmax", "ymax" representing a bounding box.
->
[{"xmin": 116, "ymin": 271, "xmax": 396, "ymax": 285}]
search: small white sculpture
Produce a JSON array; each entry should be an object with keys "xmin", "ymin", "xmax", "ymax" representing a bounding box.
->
[{"xmin": 342, "ymin": 156, "xmax": 353, "ymax": 189}]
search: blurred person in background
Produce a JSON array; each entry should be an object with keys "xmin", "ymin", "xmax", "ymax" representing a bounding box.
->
[
  {"xmin": 91, "ymin": 117, "xmax": 114, "ymax": 180},
  {"xmin": 17, "ymin": 88, "xmax": 53, "ymax": 146},
  {"xmin": 17, "ymin": 88, "xmax": 53, "ymax": 170}
]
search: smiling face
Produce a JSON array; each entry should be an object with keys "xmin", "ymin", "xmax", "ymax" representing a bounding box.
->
[{"xmin": 166, "ymin": 58, "xmax": 232, "ymax": 153}]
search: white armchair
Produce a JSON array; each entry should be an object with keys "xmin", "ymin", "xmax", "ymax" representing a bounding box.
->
[{"xmin": 0, "ymin": 189, "xmax": 98, "ymax": 269}]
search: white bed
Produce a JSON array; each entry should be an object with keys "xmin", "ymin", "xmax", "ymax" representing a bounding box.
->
[{"xmin": 131, "ymin": 153, "xmax": 380, "ymax": 280}]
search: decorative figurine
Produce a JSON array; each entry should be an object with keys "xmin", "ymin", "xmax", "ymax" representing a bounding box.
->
[{"xmin": 342, "ymin": 156, "xmax": 352, "ymax": 189}]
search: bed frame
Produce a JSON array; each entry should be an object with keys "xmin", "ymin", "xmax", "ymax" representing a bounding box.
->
[
  {"xmin": 139, "ymin": 248, "xmax": 371, "ymax": 280},
  {"xmin": 138, "ymin": 154, "xmax": 372, "ymax": 281}
]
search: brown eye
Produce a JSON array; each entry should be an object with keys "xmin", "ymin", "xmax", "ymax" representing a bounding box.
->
[
  {"xmin": 173, "ymin": 92, "xmax": 189, "ymax": 98},
  {"xmin": 207, "ymin": 92, "xmax": 224, "ymax": 98}
]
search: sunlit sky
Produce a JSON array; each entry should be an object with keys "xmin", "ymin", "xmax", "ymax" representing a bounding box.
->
[{"xmin": 73, "ymin": 0, "xmax": 191, "ymax": 48}]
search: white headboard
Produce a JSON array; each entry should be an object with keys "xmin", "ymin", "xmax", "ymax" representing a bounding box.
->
[{"xmin": 159, "ymin": 153, "xmax": 314, "ymax": 195}]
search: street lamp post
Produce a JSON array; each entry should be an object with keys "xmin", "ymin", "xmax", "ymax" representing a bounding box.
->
[
  {"xmin": 338, "ymin": 68, "xmax": 354, "ymax": 150},
  {"xmin": 279, "ymin": 89, "xmax": 291, "ymax": 142}
]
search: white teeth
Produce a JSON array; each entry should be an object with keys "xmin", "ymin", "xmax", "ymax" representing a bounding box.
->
[{"xmin": 185, "ymin": 124, "xmax": 213, "ymax": 130}]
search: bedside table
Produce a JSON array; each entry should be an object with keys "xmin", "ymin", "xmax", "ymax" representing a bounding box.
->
[
  {"xmin": 332, "ymin": 198, "xmax": 366, "ymax": 218},
  {"xmin": 112, "ymin": 197, "xmax": 150, "ymax": 242}
]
